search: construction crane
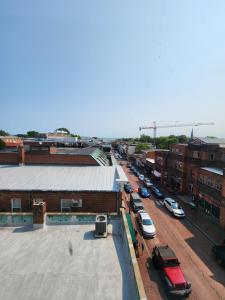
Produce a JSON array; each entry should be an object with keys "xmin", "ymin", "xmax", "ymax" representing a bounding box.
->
[{"xmin": 139, "ymin": 121, "xmax": 214, "ymax": 144}]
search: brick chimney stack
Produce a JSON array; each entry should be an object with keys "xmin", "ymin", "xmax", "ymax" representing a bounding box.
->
[{"xmin": 18, "ymin": 145, "xmax": 25, "ymax": 165}]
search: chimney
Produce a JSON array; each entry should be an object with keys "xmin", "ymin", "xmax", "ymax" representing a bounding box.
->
[{"xmin": 18, "ymin": 145, "xmax": 25, "ymax": 165}]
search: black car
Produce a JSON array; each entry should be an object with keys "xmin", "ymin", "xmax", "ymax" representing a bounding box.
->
[
  {"xmin": 130, "ymin": 193, "xmax": 144, "ymax": 212},
  {"xmin": 124, "ymin": 183, "xmax": 133, "ymax": 193},
  {"xmin": 212, "ymin": 244, "xmax": 225, "ymax": 266},
  {"xmin": 152, "ymin": 187, "xmax": 164, "ymax": 199}
]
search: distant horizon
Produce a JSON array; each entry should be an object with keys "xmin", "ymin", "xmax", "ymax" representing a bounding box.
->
[{"xmin": 1, "ymin": 129, "xmax": 224, "ymax": 140}]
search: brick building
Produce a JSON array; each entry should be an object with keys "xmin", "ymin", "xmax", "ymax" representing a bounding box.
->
[
  {"xmin": 0, "ymin": 165, "xmax": 128, "ymax": 226},
  {"xmin": 0, "ymin": 146, "xmax": 109, "ymax": 166},
  {"xmin": 165, "ymin": 137, "xmax": 225, "ymax": 228},
  {"xmin": 0, "ymin": 136, "xmax": 23, "ymax": 148},
  {"xmin": 167, "ymin": 144, "xmax": 188, "ymax": 193}
]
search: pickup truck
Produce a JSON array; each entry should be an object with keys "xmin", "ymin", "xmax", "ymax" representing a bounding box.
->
[
  {"xmin": 149, "ymin": 245, "xmax": 192, "ymax": 297},
  {"xmin": 212, "ymin": 244, "xmax": 225, "ymax": 266}
]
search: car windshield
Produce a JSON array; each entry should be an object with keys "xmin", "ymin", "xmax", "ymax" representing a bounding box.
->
[
  {"xmin": 145, "ymin": 179, "xmax": 150, "ymax": 183},
  {"xmin": 141, "ymin": 188, "xmax": 147, "ymax": 192},
  {"xmin": 164, "ymin": 259, "xmax": 179, "ymax": 267},
  {"xmin": 143, "ymin": 219, "xmax": 153, "ymax": 225},
  {"xmin": 171, "ymin": 202, "xmax": 181, "ymax": 209}
]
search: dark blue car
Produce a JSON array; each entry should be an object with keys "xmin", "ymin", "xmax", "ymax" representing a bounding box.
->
[
  {"xmin": 152, "ymin": 187, "xmax": 164, "ymax": 199},
  {"xmin": 138, "ymin": 187, "xmax": 150, "ymax": 198}
]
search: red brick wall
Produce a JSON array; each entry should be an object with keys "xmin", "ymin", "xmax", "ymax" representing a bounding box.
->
[
  {"xmin": 25, "ymin": 154, "xmax": 99, "ymax": 165},
  {"xmin": 0, "ymin": 191, "xmax": 32, "ymax": 212},
  {"xmin": 0, "ymin": 152, "xmax": 19, "ymax": 164},
  {"xmin": 0, "ymin": 191, "xmax": 121, "ymax": 213}
]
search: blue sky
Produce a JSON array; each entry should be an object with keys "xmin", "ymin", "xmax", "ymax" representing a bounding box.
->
[{"xmin": 1, "ymin": 1, "xmax": 225, "ymax": 138}]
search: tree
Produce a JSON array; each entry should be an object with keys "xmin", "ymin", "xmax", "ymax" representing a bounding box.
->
[
  {"xmin": 70, "ymin": 134, "xmax": 81, "ymax": 139},
  {"xmin": 27, "ymin": 131, "xmax": 40, "ymax": 137},
  {"xmin": 0, "ymin": 129, "xmax": 9, "ymax": 136},
  {"xmin": 0, "ymin": 139, "xmax": 6, "ymax": 149},
  {"xmin": 139, "ymin": 134, "xmax": 152, "ymax": 143},
  {"xmin": 135, "ymin": 143, "xmax": 151, "ymax": 153},
  {"xmin": 177, "ymin": 135, "xmax": 189, "ymax": 143},
  {"xmin": 56, "ymin": 128, "xmax": 70, "ymax": 134}
]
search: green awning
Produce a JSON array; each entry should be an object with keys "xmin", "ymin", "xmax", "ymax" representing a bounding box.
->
[{"xmin": 126, "ymin": 213, "xmax": 137, "ymax": 244}]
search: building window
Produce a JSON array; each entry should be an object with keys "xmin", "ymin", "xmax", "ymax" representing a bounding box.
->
[
  {"xmin": 11, "ymin": 198, "xmax": 21, "ymax": 212},
  {"xmin": 61, "ymin": 199, "xmax": 82, "ymax": 212},
  {"xmin": 199, "ymin": 175, "xmax": 204, "ymax": 183},
  {"xmin": 61, "ymin": 199, "xmax": 71, "ymax": 212},
  {"xmin": 207, "ymin": 177, "xmax": 214, "ymax": 187},
  {"xmin": 215, "ymin": 182, "xmax": 222, "ymax": 191},
  {"xmin": 212, "ymin": 205, "xmax": 220, "ymax": 219},
  {"xmin": 209, "ymin": 153, "xmax": 215, "ymax": 161},
  {"xmin": 193, "ymin": 151, "xmax": 200, "ymax": 158}
]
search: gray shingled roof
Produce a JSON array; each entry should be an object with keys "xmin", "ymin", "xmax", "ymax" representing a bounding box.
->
[
  {"xmin": 197, "ymin": 137, "xmax": 225, "ymax": 145},
  {"xmin": 0, "ymin": 165, "xmax": 128, "ymax": 192}
]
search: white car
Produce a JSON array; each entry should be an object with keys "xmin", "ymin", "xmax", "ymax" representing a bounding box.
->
[
  {"xmin": 164, "ymin": 198, "xmax": 185, "ymax": 218},
  {"xmin": 139, "ymin": 174, "xmax": 145, "ymax": 181},
  {"xmin": 137, "ymin": 210, "xmax": 156, "ymax": 238}
]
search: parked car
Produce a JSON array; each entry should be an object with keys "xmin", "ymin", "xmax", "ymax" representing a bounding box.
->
[
  {"xmin": 135, "ymin": 171, "xmax": 140, "ymax": 177},
  {"xmin": 152, "ymin": 186, "xmax": 164, "ymax": 199},
  {"xmin": 150, "ymin": 245, "xmax": 192, "ymax": 297},
  {"xmin": 212, "ymin": 244, "xmax": 225, "ymax": 266},
  {"xmin": 139, "ymin": 174, "xmax": 145, "ymax": 181},
  {"xmin": 144, "ymin": 177, "xmax": 153, "ymax": 188},
  {"xmin": 124, "ymin": 183, "xmax": 133, "ymax": 193},
  {"xmin": 164, "ymin": 198, "xmax": 185, "ymax": 218},
  {"xmin": 130, "ymin": 193, "xmax": 144, "ymax": 212},
  {"xmin": 137, "ymin": 210, "xmax": 156, "ymax": 238},
  {"xmin": 138, "ymin": 187, "xmax": 150, "ymax": 198},
  {"xmin": 127, "ymin": 163, "xmax": 132, "ymax": 168}
]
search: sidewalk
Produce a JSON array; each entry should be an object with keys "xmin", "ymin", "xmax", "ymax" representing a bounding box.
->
[{"xmin": 158, "ymin": 185, "xmax": 225, "ymax": 245}]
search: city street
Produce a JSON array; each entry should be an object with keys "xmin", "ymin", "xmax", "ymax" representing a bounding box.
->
[{"xmin": 121, "ymin": 162, "xmax": 225, "ymax": 300}]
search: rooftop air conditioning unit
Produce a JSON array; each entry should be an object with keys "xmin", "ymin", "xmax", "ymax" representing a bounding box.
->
[{"xmin": 94, "ymin": 214, "xmax": 107, "ymax": 238}]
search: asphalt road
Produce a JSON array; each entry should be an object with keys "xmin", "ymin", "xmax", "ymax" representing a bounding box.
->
[{"xmin": 121, "ymin": 161, "xmax": 225, "ymax": 300}]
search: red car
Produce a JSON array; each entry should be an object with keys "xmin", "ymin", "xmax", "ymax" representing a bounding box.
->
[{"xmin": 149, "ymin": 245, "xmax": 192, "ymax": 297}]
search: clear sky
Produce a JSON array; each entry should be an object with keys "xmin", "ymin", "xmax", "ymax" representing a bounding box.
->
[{"xmin": 1, "ymin": 1, "xmax": 225, "ymax": 138}]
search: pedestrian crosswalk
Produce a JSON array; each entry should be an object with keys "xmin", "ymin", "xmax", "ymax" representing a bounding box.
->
[{"xmin": 155, "ymin": 200, "xmax": 164, "ymax": 206}]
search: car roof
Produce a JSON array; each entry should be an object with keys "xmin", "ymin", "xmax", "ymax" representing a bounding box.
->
[
  {"xmin": 156, "ymin": 245, "xmax": 177, "ymax": 259},
  {"xmin": 139, "ymin": 211, "xmax": 151, "ymax": 219},
  {"xmin": 165, "ymin": 197, "xmax": 176, "ymax": 203}
]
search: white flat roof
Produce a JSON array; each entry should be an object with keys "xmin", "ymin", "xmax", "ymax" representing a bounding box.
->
[
  {"xmin": 201, "ymin": 167, "xmax": 223, "ymax": 176},
  {"xmin": 0, "ymin": 165, "xmax": 128, "ymax": 192}
]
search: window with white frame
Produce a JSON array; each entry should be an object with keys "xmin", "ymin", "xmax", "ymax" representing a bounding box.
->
[
  {"xmin": 11, "ymin": 198, "xmax": 21, "ymax": 212},
  {"xmin": 61, "ymin": 199, "xmax": 72, "ymax": 212}
]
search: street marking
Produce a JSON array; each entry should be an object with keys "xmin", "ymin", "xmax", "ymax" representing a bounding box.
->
[{"xmin": 155, "ymin": 201, "xmax": 161, "ymax": 206}]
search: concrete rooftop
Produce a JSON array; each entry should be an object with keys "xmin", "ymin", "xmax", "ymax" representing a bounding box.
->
[{"xmin": 0, "ymin": 221, "xmax": 137, "ymax": 300}]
